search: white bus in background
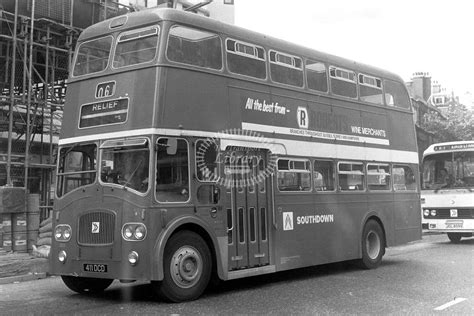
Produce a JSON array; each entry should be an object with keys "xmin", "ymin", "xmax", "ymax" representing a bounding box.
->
[{"xmin": 421, "ymin": 141, "xmax": 474, "ymax": 243}]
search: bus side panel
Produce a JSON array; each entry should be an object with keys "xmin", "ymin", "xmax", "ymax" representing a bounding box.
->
[
  {"xmin": 366, "ymin": 193, "xmax": 395, "ymax": 246},
  {"xmin": 392, "ymin": 192, "xmax": 422, "ymax": 246},
  {"xmin": 274, "ymin": 193, "xmax": 364, "ymax": 271}
]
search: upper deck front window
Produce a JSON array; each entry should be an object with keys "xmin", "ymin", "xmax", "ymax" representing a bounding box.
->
[
  {"xmin": 113, "ymin": 26, "xmax": 159, "ymax": 68},
  {"xmin": 73, "ymin": 36, "xmax": 112, "ymax": 77},
  {"xmin": 384, "ymin": 79, "xmax": 411, "ymax": 109}
]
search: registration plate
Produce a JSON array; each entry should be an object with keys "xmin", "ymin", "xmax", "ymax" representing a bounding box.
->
[
  {"xmin": 445, "ymin": 220, "xmax": 463, "ymax": 229},
  {"xmin": 83, "ymin": 263, "xmax": 108, "ymax": 273}
]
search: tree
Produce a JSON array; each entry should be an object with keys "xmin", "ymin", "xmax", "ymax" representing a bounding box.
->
[{"xmin": 421, "ymin": 104, "xmax": 474, "ymax": 142}]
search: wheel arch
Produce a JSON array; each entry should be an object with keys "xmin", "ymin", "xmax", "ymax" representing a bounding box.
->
[
  {"xmin": 151, "ymin": 216, "xmax": 223, "ymax": 281},
  {"xmin": 359, "ymin": 212, "xmax": 387, "ymax": 256}
]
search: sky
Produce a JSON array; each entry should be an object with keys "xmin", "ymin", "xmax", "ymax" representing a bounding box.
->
[{"xmin": 234, "ymin": 0, "xmax": 473, "ymax": 98}]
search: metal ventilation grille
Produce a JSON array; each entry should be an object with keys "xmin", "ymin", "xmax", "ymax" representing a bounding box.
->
[{"xmin": 78, "ymin": 211, "xmax": 115, "ymax": 245}]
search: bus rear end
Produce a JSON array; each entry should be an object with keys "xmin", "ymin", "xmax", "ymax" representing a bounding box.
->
[{"xmin": 421, "ymin": 141, "xmax": 474, "ymax": 243}]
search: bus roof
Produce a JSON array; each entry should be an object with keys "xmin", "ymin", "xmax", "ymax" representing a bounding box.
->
[
  {"xmin": 78, "ymin": 8, "xmax": 404, "ymax": 83},
  {"xmin": 423, "ymin": 140, "xmax": 474, "ymax": 157}
]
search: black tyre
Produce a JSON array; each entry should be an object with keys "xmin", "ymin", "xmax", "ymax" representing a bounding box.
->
[
  {"xmin": 61, "ymin": 276, "xmax": 113, "ymax": 294},
  {"xmin": 447, "ymin": 233, "xmax": 462, "ymax": 243},
  {"xmin": 153, "ymin": 230, "xmax": 212, "ymax": 302},
  {"xmin": 358, "ymin": 220, "xmax": 385, "ymax": 269}
]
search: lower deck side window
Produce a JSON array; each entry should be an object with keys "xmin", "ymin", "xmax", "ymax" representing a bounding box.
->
[
  {"xmin": 277, "ymin": 159, "xmax": 311, "ymax": 192},
  {"xmin": 313, "ymin": 160, "xmax": 335, "ymax": 191},
  {"xmin": 156, "ymin": 137, "xmax": 190, "ymax": 202},
  {"xmin": 338, "ymin": 162, "xmax": 365, "ymax": 191},
  {"xmin": 393, "ymin": 165, "xmax": 416, "ymax": 191}
]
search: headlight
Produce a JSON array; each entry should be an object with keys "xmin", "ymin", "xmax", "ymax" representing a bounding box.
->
[
  {"xmin": 430, "ymin": 209, "xmax": 437, "ymax": 217},
  {"xmin": 124, "ymin": 227, "xmax": 133, "ymax": 239},
  {"xmin": 134, "ymin": 226, "xmax": 146, "ymax": 240},
  {"xmin": 54, "ymin": 225, "xmax": 72, "ymax": 242},
  {"xmin": 58, "ymin": 250, "xmax": 67, "ymax": 263},
  {"xmin": 122, "ymin": 223, "xmax": 147, "ymax": 241},
  {"xmin": 128, "ymin": 251, "xmax": 139, "ymax": 265},
  {"xmin": 55, "ymin": 228, "xmax": 63, "ymax": 240},
  {"xmin": 423, "ymin": 209, "xmax": 430, "ymax": 217}
]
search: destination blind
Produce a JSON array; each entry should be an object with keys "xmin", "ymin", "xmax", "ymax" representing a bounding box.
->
[{"xmin": 79, "ymin": 98, "xmax": 129, "ymax": 128}]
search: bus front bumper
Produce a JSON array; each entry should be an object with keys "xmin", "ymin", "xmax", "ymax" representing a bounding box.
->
[
  {"xmin": 50, "ymin": 247, "xmax": 153, "ymax": 281},
  {"xmin": 426, "ymin": 218, "xmax": 474, "ymax": 232}
]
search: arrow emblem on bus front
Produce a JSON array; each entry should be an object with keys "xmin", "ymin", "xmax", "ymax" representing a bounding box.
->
[{"xmin": 92, "ymin": 222, "xmax": 100, "ymax": 234}]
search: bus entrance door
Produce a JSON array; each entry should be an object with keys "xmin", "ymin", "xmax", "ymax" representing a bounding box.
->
[{"xmin": 224, "ymin": 149, "xmax": 270, "ymax": 270}]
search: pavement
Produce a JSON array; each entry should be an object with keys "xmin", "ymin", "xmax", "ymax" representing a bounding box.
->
[{"xmin": 0, "ymin": 252, "xmax": 49, "ymax": 285}]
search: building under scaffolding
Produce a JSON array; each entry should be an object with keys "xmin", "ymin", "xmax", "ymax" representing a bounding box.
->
[{"xmin": 0, "ymin": 0, "xmax": 129, "ymax": 219}]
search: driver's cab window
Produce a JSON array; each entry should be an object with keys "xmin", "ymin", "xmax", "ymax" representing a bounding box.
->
[
  {"xmin": 156, "ymin": 137, "xmax": 190, "ymax": 202},
  {"xmin": 100, "ymin": 138, "xmax": 150, "ymax": 193}
]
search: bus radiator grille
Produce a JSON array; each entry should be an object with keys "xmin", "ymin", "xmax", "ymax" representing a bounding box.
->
[{"xmin": 78, "ymin": 211, "xmax": 115, "ymax": 245}]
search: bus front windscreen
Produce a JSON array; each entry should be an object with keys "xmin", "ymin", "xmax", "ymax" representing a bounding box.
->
[
  {"xmin": 99, "ymin": 138, "xmax": 150, "ymax": 193},
  {"xmin": 422, "ymin": 151, "xmax": 474, "ymax": 190}
]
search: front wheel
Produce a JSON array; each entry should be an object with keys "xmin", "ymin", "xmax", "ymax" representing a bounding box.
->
[
  {"xmin": 61, "ymin": 276, "xmax": 113, "ymax": 294},
  {"xmin": 357, "ymin": 220, "xmax": 385, "ymax": 269},
  {"xmin": 447, "ymin": 233, "xmax": 462, "ymax": 243},
  {"xmin": 153, "ymin": 230, "xmax": 212, "ymax": 302}
]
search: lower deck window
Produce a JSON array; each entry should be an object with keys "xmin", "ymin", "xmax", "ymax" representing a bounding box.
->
[
  {"xmin": 338, "ymin": 162, "xmax": 365, "ymax": 191},
  {"xmin": 393, "ymin": 165, "xmax": 416, "ymax": 191},
  {"xmin": 156, "ymin": 138, "xmax": 190, "ymax": 202},
  {"xmin": 100, "ymin": 138, "xmax": 150, "ymax": 193},
  {"xmin": 313, "ymin": 160, "xmax": 335, "ymax": 191},
  {"xmin": 367, "ymin": 163, "xmax": 391, "ymax": 191},
  {"xmin": 57, "ymin": 144, "xmax": 97, "ymax": 197},
  {"xmin": 277, "ymin": 159, "xmax": 311, "ymax": 192}
]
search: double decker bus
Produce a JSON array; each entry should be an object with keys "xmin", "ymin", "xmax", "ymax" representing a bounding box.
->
[
  {"xmin": 50, "ymin": 8, "xmax": 421, "ymax": 302},
  {"xmin": 421, "ymin": 141, "xmax": 474, "ymax": 243}
]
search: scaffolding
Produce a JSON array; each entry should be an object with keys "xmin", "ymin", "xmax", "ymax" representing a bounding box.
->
[
  {"xmin": 0, "ymin": 0, "xmax": 215, "ymax": 220},
  {"xmin": 0, "ymin": 0, "xmax": 127, "ymax": 220}
]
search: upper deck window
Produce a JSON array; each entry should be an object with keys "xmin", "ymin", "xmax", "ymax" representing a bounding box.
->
[
  {"xmin": 359, "ymin": 74, "xmax": 384, "ymax": 105},
  {"xmin": 269, "ymin": 50, "xmax": 303, "ymax": 87},
  {"xmin": 306, "ymin": 60, "xmax": 328, "ymax": 92},
  {"xmin": 226, "ymin": 39, "xmax": 266, "ymax": 79},
  {"xmin": 166, "ymin": 25, "xmax": 222, "ymax": 70},
  {"xmin": 113, "ymin": 26, "xmax": 159, "ymax": 68},
  {"xmin": 329, "ymin": 66, "xmax": 357, "ymax": 99},
  {"xmin": 384, "ymin": 79, "xmax": 411, "ymax": 109},
  {"xmin": 73, "ymin": 36, "xmax": 112, "ymax": 77}
]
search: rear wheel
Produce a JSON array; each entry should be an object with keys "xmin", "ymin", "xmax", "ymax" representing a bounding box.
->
[
  {"xmin": 61, "ymin": 276, "xmax": 113, "ymax": 294},
  {"xmin": 358, "ymin": 220, "xmax": 385, "ymax": 269},
  {"xmin": 153, "ymin": 230, "xmax": 212, "ymax": 302},
  {"xmin": 447, "ymin": 233, "xmax": 462, "ymax": 243}
]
